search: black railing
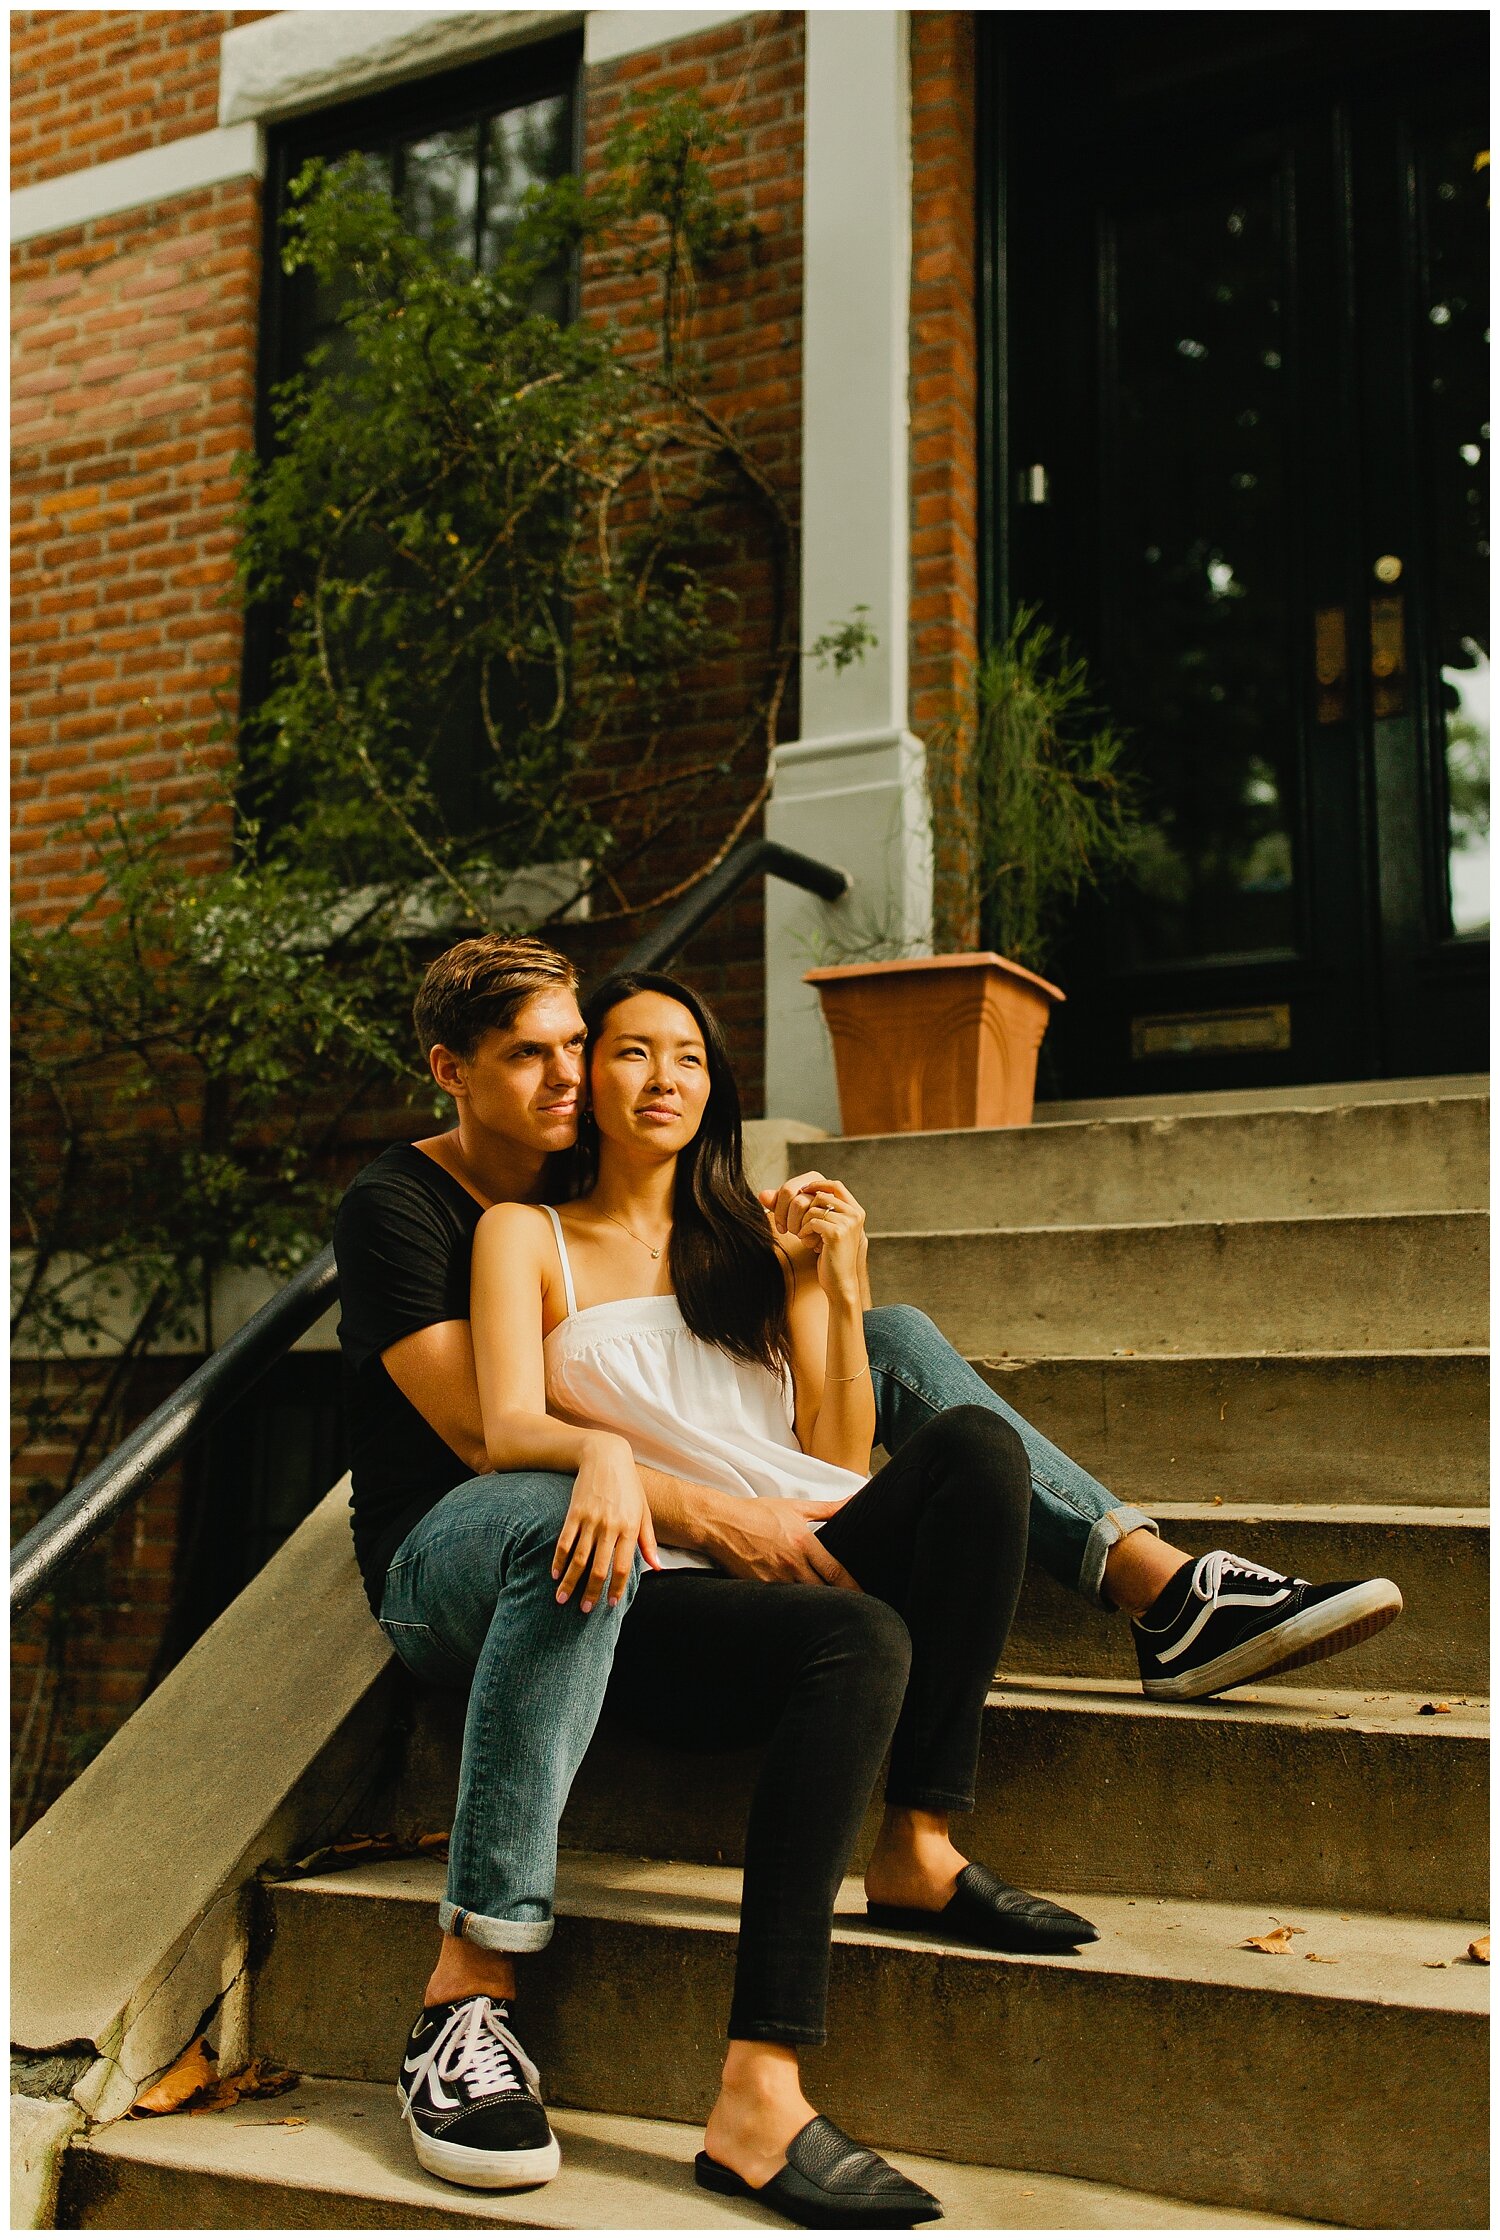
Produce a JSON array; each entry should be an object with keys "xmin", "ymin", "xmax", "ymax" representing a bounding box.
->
[{"xmin": 9, "ymin": 839, "xmax": 850, "ymax": 1618}]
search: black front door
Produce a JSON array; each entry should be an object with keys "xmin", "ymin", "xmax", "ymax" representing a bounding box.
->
[{"xmin": 989, "ymin": 13, "xmax": 1489, "ymax": 1097}]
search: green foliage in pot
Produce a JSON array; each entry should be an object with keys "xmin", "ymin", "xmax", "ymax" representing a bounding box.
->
[{"xmin": 973, "ymin": 605, "xmax": 1150, "ymax": 976}]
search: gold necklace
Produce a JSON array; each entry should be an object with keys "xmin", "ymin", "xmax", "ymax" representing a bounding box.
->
[{"xmin": 598, "ymin": 1208, "xmax": 670, "ymax": 1261}]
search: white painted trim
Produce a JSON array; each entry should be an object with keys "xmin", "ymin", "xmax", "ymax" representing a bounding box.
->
[
  {"xmin": 583, "ymin": 9, "xmax": 753, "ymax": 65},
  {"xmin": 219, "ymin": 10, "xmax": 582, "ymax": 127},
  {"xmin": 9, "ymin": 124, "xmax": 264, "ymax": 245},
  {"xmin": 764, "ymin": 11, "xmax": 932, "ymax": 1127}
]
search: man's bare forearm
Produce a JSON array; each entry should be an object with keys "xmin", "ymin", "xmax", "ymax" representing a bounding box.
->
[{"xmin": 637, "ymin": 1464, "xmax": 743, "ymax": 1560}]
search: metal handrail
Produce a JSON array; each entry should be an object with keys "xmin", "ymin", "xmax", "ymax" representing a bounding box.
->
[
  {"xmin": 10, "ymin": 1249, "xmax": 339, "ymax": 1619},
  {"xmin": 617, "ymin": 838, "xmax": 849, "ymax": 971},
  {"xmin": 10, "ymin": 840, "xmax": 851, "ymax": 1617}
]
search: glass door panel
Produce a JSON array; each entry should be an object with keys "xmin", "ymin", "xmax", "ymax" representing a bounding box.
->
[
  {"xmin": 1104, "ymin": 166, "xmax": 1300, "ymax": 967},
  {"xmin": 1414, "ymin": 125, "xmax": 1490, "ymax": 939}
]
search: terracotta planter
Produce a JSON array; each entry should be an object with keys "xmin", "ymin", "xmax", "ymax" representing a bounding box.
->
[{"xmin": 804, "ymin": 952, "xmax": 1066, "ymax": 1135}]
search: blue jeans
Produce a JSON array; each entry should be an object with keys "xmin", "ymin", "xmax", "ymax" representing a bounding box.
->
[
  {"xmin": 380, "ymin": 1470, "xmax": 642, "ymax": 1953},
  {"xmin": 380, "ymin": 1306, "xmax": 1157, "ymax": 1949},
  {"xmin": 863, "ymin": 1305, "xmax": 1157, "ymax": 1605}
]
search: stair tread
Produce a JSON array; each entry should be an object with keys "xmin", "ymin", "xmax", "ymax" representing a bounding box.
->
[
  {"xmin": 816, "ymin": 1073, "xmax": 1490, "ymax": 1135},
  {"xmin": 70, "ymin": 2080, "xmax": 1318, "ymax": 2229},
  {"xmin": 981, "ymin": 1673, "xmax": 1490, "ymax": 1732},
  {"xmin": 875, "ymin": 1208, "xmax": 1489, "ymax": 1240},
  {"xmin": 969, "ymin": 1345, "xmax": 1490, "ymax": 1362},
  {"xmin": 275, "ymin": 1853, "xmax": 1490, "ymax": 2013},
  {"xmin": 1132, "ymin": 1500, "xmax": 1488, "ymax": 1527}
]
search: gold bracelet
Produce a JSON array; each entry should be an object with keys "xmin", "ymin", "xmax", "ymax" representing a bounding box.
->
[{"xmin": 828, "ymin": 1364, "xmax": 871, "ymax": 1384}]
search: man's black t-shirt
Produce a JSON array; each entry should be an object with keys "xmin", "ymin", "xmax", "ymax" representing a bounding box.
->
[{"xmin": 334, "ymin": 1143, "xmax": 486, "ymax": 1614}]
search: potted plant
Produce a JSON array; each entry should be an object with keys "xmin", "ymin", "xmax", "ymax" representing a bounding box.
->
[{"xmin": 805, "ymin": 607, "xmax": 1147, "ymax": 1133}]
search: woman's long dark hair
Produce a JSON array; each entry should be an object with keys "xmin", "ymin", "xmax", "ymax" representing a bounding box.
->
[{"xmin": 572, "ymin": 971, "xmax": 792, "ymax": 1376}]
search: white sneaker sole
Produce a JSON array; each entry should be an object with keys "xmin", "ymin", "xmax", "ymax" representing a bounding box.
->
[
  {"xmin": 1141, "ymin": 1578, "xmax": 1404, "ymax": 1702},
  {"xmin": 404, "ymin": 2107, "xmax": 561, "ymax": 2190}
]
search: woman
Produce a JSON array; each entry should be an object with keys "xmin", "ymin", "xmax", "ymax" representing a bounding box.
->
[{"xmin": 471, "ymin": 971, "xmax": 1096, "ymax": 2229}]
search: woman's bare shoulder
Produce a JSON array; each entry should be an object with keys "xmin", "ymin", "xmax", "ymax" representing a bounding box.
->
[{"xmin": 474, "ymin": 1201, "xmax": 555, "ymax": 1251}]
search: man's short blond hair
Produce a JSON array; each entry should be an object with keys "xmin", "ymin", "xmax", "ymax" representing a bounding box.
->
[{"xmin": 413, "ymin": 934, "xmax": 579, "ymax": 1060}]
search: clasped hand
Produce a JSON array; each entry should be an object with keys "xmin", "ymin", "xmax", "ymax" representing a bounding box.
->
[{"xmin": 553, "ymin": 1432, "xmax": 661, "ymax": 1613}]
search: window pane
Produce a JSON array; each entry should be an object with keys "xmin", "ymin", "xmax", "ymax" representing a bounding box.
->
[
  {"xmin": 481, "ymin": 94, "xmax": 572, "ymax": 267},
  {"xmin": 401, "ymin": 124, "xmax": 481, "ymax": 261}
]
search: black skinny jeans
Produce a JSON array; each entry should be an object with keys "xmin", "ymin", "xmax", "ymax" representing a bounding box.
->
[{"xmin": 602, "ymin": 1404, "xmax": 1031, "ymax": 2045}]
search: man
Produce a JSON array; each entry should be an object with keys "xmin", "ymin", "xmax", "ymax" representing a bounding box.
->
[{"xmin": 334, "ymin": 931, "xmax": 1402, "ymax": 2193}]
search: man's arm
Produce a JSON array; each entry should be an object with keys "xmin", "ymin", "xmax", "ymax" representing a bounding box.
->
[
  {"xmin": 385, "ymin": 1318, "xmax": 858, "ymax": 1590},
  {"xmin": 639, "ymin": 1467, "xmax": 859, "ymax": 1590},
  {"xmin": 383, "ymin": 1320, "xmax": 490, "ymax": 1475}
]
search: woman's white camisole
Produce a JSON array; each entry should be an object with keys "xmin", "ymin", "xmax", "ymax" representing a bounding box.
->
[{"xmin": 539, "ymin": 1205, "xmax": 867, "ymax": 1573}]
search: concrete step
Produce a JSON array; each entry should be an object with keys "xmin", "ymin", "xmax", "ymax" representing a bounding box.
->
[
  {"xmin": 805, "ymin": 1089, "xmax": 1489, "ymax": 1233},
  {"xmin": 387, "ymin": 1677, "xmax": 1488, "ymax": 1919},
  {"xmin": 869, "ymin": 1211, "xmax": 1488, "ymax": 1355},
  {"xmin": 1006, "ymin": 1504, "xmax": 1488, "ymax": 1696},
  {"xmin": 1029, "ymin": 1071, "xmax": 1488, "ymax": 1123},
  {"xmin": 56, "ymin": 2080, "xmax": 1313, "ymax": 2232},
  {"xmin": 251, "ymin": 1857, "xmax": 1489, "ymax": 2228},
  {"xmin": 971, "ymin": 1349, "xmax": 1489, "ymax": 1505}
]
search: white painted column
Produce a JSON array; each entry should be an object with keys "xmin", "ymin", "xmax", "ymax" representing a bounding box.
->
[{"xmin": 764, "ymin": 9, "xmax": 932, "ymax": 1129}]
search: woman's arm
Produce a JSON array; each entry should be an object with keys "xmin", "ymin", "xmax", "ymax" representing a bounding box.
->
[
  {"xmin": 780, "ymin": 1181, "xmax": 875, "ymax": 1471},
  {"xmin": 471, "ymin": 1204, "xmax": 660, "ymax": 1609}
]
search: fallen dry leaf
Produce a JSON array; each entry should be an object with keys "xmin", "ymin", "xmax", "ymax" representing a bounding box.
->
[
  {"xmin": 290, "ymin": 1829, "xmax": 449, "ymax": 1877},
  {"xmin": 1211, "ymin": 1494, "xmax": 1224, "ymax": 1505},
  {"xmin": 1240, "ymin": 1923, "xmax": 1304, "ymax": 1955},
  {"xmin": 1418, "ymin": 1702, "xmax": 1453, "ymax": 1716},
  {"xmin": 1304, "ymin": 1952, "xmax": 1339, "ymax": 1964},
  {"xmin": 1334, "ymin": 1711, "xmax": 1351, "ymax": 1720},
  {"xmin": 130, "ymin": 2047, "xmax": 300, "ymax": 2120},
  {"xmin": 1423, "ymin": 1959, "xmax": 1450, "ymax": 1970},
  {"xmin": 129, "ymin": 2038, "xmax": 217, "ymax": 2117},
  {"xmin": 1467, "ymin": 1936, "xmax": 1489, "ymax": 1965},
  {"xmin": 193, "ymin": 2059, "xmax": 301, "ymax": 2114}
]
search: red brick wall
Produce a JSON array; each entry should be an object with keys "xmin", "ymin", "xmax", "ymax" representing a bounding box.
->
[
  {"xmin": 11, "ymin": 10, "xmax": 271, "ymax": 190},
  {"xmin": 909, "ymin": 11, "xmax": 980, "ymax": 951},
  {"xmin": 11, "ymin": 180, "xmax": 261, "ymax": 919}
]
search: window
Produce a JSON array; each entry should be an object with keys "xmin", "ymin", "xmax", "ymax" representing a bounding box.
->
[{"xmin": 242, "ymin": 37, "xmax": 583, "ymax": 843}]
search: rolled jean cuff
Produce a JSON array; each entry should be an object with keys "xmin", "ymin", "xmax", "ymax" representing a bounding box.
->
[
  {"xmin": 438, "ymin": 1899, "xmax": 554, "ymax": 1954},
  {"xmin": 1082, "ymin": 1503, "xmax": 1159, "ymax": 1608}
]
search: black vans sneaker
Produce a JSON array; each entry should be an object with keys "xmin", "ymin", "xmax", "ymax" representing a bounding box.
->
[
  {"xmin": 1133, "ymin": 1550, "xmax": 1402, "ymax": 1701},
  {"xmin": 398, "ymin": 1994, "xmax": 560, "ymax": 2189}
]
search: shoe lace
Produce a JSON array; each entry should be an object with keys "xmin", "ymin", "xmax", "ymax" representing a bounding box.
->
[
  {"xmin": 409, "ymin": 1996, "xmax": 540, "ymax": 2105},
  {"xmin": 1192, "ymin": 1549, "xmax": 1286, "ymax": 1604}
]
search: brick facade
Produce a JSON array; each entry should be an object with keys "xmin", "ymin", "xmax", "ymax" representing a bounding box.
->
[
  {"xmin": 11, "ymin": 10, "xmax": 980, "ymax": 1820},
  {"xmin": 12, "ymin": 178, "xmax": 262, "ymax": 919},
  {"xmin": 11, "ymin": 10, "xmax": 270, "ymax": 189},
  {"xmin": 909, "ymin": 10, "xmax": 980, "ymax": 950}
]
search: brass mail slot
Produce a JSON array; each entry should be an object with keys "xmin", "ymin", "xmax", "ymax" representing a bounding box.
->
[{"xmin": 1131, "ymin": 1004, "xmax": 1292, "ymax": 1060}]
